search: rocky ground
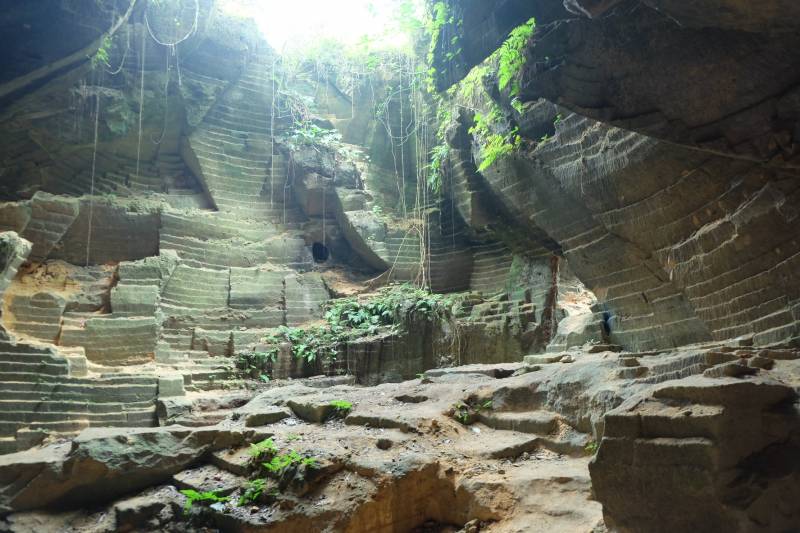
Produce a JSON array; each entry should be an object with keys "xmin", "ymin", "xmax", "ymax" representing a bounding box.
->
[{"xmin": 1, "ymin": 343, "xmax": 797, "ymax": 533}]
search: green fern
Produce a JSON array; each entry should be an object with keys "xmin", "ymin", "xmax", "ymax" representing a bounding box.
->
[
  {"xmin": 427, "ymin": 143, "xmax": 449, "ymax": 194},
  {"xmin": 238, "ymin": 478, "xmax": 267, "ymax": 506},
  {"xmin": 180, "ymin": 489, "xmax": 229, "ymax": 514},
  {"xmin": 249, "ymin": 438, "xmax": 278, "ymax": 459},
  {"xmin": 498, "ymin": 17, "xmax": 536, "ymax": 96}
]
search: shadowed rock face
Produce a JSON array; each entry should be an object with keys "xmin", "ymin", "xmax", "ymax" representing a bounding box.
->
[
  {"xmin": 517, "ymin": 1, "xmax": 800, "ymax": 163},
  {"xmin": 590, "ymin": 375, "xmax": 800, "ymax": 532}
]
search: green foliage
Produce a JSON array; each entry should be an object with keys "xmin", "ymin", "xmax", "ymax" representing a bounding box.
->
[
  {"xmin": 289, "ymin": 121, "xmax": 341, "ymax": 148},
  {"xmin": 91, "ymin": 35, "xmax": 113, "ymax": 69},
  {"xmin": 262, "ymin": 450, "xmax": 318, "ymax": 476},
  {"xmin": 425, "ymin": 1, "xmax": 460, "ymax": 92},
  {"xmin": 476, "ymin": 132, "xmax": 520, "ymax": 172},
  {"xmin": 249, "ymin": 438, "xmax": 278, "ymax": 460},
  {"xmin": 236, "ymin": 349, "xmax": 278, "ymax": 379},
  {"xmin": 451, "ymin": 397, "xmax": 493, "ymax": 425},
  {"xmin": 238, "ymin": 478, "xmax": 268, "ymax": 506},
  {"xmin": 553, "ymin": 113, "xmax": 563, "ymax": 125},
  {"xmin": 498, "ymin": 17, "xmax": 536, "ymax": 97},
  {"xmin": 585, "ymin": 441, "xmax": 599, "ymax": 455},
  {"xmin": 326, "ymin": 284, "xmax": 453, "ymax": 332},
  {"xmin": 239, "ymin": 286, "xmax": 454, "ymax": 379},
  {"xmin": 427, "ymin": 143, "xmax": 449, "ymax": 194},
  {"xmin": 329, "ymin": 400, "xmax": 353, "ymax": 417},
  {"xmin": 180, "ymin": 489, "xmax": 229, "ymax": 514},
  {"xmin": 469, "ymin": 108, "xmax": 522, "ymax": 172},
  {"xmin": 266, "ymin": 325, "xmax": 340, "ymax": 364}
]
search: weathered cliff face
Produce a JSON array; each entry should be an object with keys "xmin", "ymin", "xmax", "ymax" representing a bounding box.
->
[
  {"xmin": 431, "ymin": 0, "xmax": 800, "ymax": 353},
  {"xmin": 424, "ymin": 3, "xmax": 800, "ymax": 529},
  {"xmin": 0, "ymin": 0, "xmax": 798, "ymax": 530}
]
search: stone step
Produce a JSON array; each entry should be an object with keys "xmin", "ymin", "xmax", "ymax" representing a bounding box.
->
[
  {"xmin": 173, "ymin": 463, "xmax": 247, "ymax": 496},
  {"xmin": 475, "ymin": 410, "xmax": 560, "ymax": 435}
]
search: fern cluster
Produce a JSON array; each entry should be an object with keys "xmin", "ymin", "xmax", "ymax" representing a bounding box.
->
[
  {"xmin": 179, "ymin": 489, "xmax": 229, "ymax": 514},
  {"xmin": 427, "ymin": 143, "xmax": 449, "ymax": 194},
  {"xmin": 469, "ymin": 108, "xmax": 522, "ymax": 172},
  {"xmin": 497, "ymin": 17, "xmax": 536, "ymax": 97}
]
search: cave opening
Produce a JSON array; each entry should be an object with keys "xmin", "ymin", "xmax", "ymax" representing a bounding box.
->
[{"xmin": 312, "ymin": 241, "xmax": 329, "ymax": 263}]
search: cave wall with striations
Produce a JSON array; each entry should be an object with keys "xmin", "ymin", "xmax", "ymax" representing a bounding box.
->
[{"xmin": 430, "ymin": 0, "xmax": 800, "ymax": 352}]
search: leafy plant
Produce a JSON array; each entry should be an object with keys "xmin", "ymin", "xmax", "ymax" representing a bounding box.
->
[
  {"xmin": 585, "ymin": 441, "xmax": 599, "ymax": 455},
  {"xmin": 469, "ymin": 108, "xmax": 522, "ymax": 172},
  {"xmin": 262, "ymin": 450, "xmax": 317, "ymax": 476},
  {"xmin": 329, "ymin": 400, "xmax": 353, "ymax": 417},
  {"xmin": 236, "ymin": 349, "xmax": 278, "ymax": 379},
  {"xmin": 498, "ymin": 17, "xmax": 536, "ymax": 97},
  {"xmin": 478, "ymin": 134, "xmax": 517, "ymax": 172},
  {"xmin": 91, "ymin": 35, "xmax": 113, "ymax": 69},
  {"xmin": 289, "ymin": 121, "xmax": 341, "ymax": 148},
  {"xmin": 451, "ymin": 397, "xmax": 492, "ymax": 425},
  {"xmin": 238, "ymin": 478, "xmax": 268, "ymax": 506},
  {"xmin": 180, "ymin": 489, "xmax": 229, "ymax": 514},
  {"xmin": 242, "ymin": 286, "xmax": 455, "ymax": 379},
  {"xmin": 427, "ymin": 143, "xmax": 449, "ymax": 194},
  {"xmin": 249, "ymin": 438, "xmax": 278, "ymax": 460}
]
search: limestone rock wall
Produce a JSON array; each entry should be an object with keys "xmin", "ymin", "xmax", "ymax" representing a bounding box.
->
[{"xmin": 431, "ymin": 1, "xmax": 800, "ymax": 352}]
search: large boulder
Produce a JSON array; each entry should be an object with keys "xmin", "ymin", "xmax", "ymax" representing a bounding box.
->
[
  {"xmin": 590, "ymin": 375, "xmax": 800, "ymax": 532},
  {"xmin": 0, "ymin": 426, "xmax": 251, "ymax": 515}
]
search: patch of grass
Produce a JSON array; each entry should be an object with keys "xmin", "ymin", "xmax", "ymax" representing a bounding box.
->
[{"xmin": 585, "ymin": 441, "xmax": 599, "ymax": 455}]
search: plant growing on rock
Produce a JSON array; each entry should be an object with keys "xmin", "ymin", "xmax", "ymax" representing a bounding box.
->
[
  {"xmin": 469, "ymin": 108, "xmax": 522, "ymax": 172},
  {"xmin": 248, "ymin": 285, "xmax": 457, "ymax": 376},
  {"xmin": 249, "ymin": 438, "xmax": 278, "ymax": 460},
  {"xmin": 427, "ymin": 143, "xmax": 449, "ymax": 194},
  {"xmin": 236, "ymin": 349, "xmax": 278, "ymax": 379},
  {"xmin": 180, "ymin": 489, "xmax": 229, "ymax": 514},
  {"xmin": 237, "ymin": 478, "xmax": 275, "ymax": 506},
  {"xmin": 585, "ymin": 441, "xmax": 599, "ymax": 455},
  {"xmin": 329, "ymin": 400, "xmax": 353, "ymax": 418},
  {"xmin": 262, "ymin": 450, "xmax": 318, "ymax": 478},
  {"xmin": 498, "ymin": 17, "xmax": 536, "ymax": 97},
  {"xmin": 289, "ymin": 121, "xmax": 341, "ymax": 149},
  {"xmin": 450, "ymin": 398, "xmax": 493, "ymax": 425}
]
